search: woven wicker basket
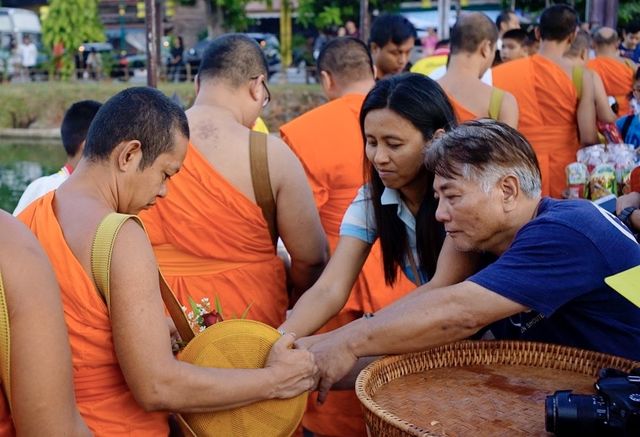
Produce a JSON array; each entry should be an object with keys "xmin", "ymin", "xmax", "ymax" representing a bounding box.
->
[{"xmin": 356, "ymin": 340, "xmax": 639, "ymax": 437}]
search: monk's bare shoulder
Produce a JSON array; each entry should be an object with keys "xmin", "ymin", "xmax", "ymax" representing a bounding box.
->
[
  {"xmin": 0, "ymin": 211, "xmax": 60, "ymax": 310},
  {"xmin": 265, "ymin": 134, "xmax": 311, "ymax": 193}
]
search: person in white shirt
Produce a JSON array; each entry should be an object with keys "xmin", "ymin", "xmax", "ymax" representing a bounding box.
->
[
  {"xmin": 19, "ymin": 35, "xmax": 37, "ymax": 80},
  {"xmin": 13, "ymin": 100, "xmax": 102, "ymax": 216}
]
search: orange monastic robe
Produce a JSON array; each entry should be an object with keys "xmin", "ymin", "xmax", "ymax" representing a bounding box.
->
[
  {"xmin": 281, "ymin": 94, "xmax": 415, "ymax": 437},
  {"xmin": 494, "ymin": 54, "xmax": 580, "ymax": 198},
  {"xmin": 18, "ymin": 192, "xmax": 168, "ymax": 436},
  {"xmin": 587, "ymin": 57, "xmax": 635, "ymax": 116},
  {"xmin": 140, "ymin": 143, "xmax": 288, "ymax": 328},
  {"xmin": 448, "ymin": 95, "xmax": 479, "ymax": 123}
]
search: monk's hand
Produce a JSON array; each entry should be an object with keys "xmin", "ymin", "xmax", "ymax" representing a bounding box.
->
[
  {"xmin": 265, "ymin": 333, "xmax": 319, "ymax": 399},
  {"xmin": 166, "ymin": 316, "xmax": 182, "ymax": 353},
  {"xmin": 309, "ymin": 333, "xmax": 357, "ymax": 405}
]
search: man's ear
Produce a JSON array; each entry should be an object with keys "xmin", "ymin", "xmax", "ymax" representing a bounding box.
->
[
  {"xmin": 370, "ymin": 42, "xmax": 380, "ymax": 56},
  {"xmin": 249, "ymin": 74, "xmax": 266, "ymax": 104},
  {"xmin": 500, "ymin": 174, "xmax": 520, "ymax": 212},
  {"xmin": 116, "ymin": 140, "xmax": 143, "ymax": 172},
  {"xmin": 319, "ymin": 70, "xmax": 334, "ymax": 92},
  {"xmin": 480, "ymin": 39, "xmax": 494, "ymax": 59}
]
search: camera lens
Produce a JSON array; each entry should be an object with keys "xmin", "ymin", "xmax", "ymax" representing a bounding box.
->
[{"xmin": 545, "ymin": 391, "xmax": 608, "ymax": 436}]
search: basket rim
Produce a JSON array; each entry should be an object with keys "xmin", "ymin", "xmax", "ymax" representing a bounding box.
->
[{"xmin": 355, "ymin": 340, "xmax": 640, "ymax": 437}]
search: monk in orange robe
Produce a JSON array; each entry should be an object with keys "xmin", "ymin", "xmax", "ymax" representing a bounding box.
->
[
  {"xmin": 493, "ymin": 4, "xmax": 597, "ymax": 198},
  {"xmin": 140, "ymin": 36, "xmax": 327, "ymax": 329},
  {"xmin": 437, "ymin": 12, "xmax": 518, "ymax": 127},
  {"xmin": 19, "ymin": 86, "xmax": 318, "ymax": 435},
  {"xmin": 587, "ymin": 27, "xmax": 637, "ymax": 117},
  {"xmin": 0, "ymin": 210, "xmax": 90, "ymax": 436},
  {"xmin": 280, "ymin": 37, "xmax": 415, "ymax": 437},
  {"xmin": 20, "ymin": 193, "xmax": 169, "ymax": 436}
]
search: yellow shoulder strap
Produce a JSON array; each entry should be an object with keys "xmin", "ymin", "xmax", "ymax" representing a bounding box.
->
[
  {"xmin": 91, "ymin": 213, "xmax": 136, "ymax": 314},
  {"xmin": 90, "ymin": 213, "xmax": 195, "ymax": 343},
  {"xmin": 488, "ymin": 88, "xmax": 505, "ymax": 120},
  {"xmin": 572, "ymin": 66, "xmax": 584, "ymax": 100},
  {"xmin": 0, "ymin": 272, "xmax": 11, "ymax": 412}
]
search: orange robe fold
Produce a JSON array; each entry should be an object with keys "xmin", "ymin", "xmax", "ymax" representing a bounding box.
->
[
  {"xmin": 494, "ymin": 54, "xmax": 580, "ymax": 198},
  {"xmin": 449, "ymin": 95, "xmax": 479, "ymax": 123},
  {"xmin": 281, "ymin": 94, "xmax": 415, "ymax": 437},
  {"xmin": 587, "ymin": 57, "xmax": 635, "ymax": 116},
  {"xmin": 140, "ymin": 143, "xmax": 288, "ymax": 328},
  {"xmin": 18, "ymin": 192, "xmax": 167, "ymax": 436}
]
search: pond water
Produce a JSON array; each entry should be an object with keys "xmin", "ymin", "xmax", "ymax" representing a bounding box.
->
[{"xmin": 0, "ymin": 140, "xmax": 65, "ymax": 213}]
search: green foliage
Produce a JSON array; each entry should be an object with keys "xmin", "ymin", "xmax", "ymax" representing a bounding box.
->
[
  {"xmin": 211, "ymin": 0, "xmax": 252, "ymax": 32},
  {"xmin": 296, "ymin": 0, "xmax": 400, "ymax": 30},
  {"xmin": 42, "ymin": 0, "xmax": 105, "ymax": 80},
  {"xmin": 619, "ymin": 2, "xmax": 640, "ymax": 27}
]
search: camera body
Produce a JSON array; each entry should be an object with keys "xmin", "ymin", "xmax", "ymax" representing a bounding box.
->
[{"xmin": 545, "ymin": 368, "xmax": 640, "ymax": 436}]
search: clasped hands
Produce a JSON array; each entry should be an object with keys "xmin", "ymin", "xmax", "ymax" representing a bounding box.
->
[{"xmin": 293, "ymin": 331, "xmax": 359, "ymax": 404}]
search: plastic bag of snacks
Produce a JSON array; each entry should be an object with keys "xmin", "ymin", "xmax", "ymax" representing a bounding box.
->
[
  {"xmin": 565, "ymin": 162, "xmax": 589, "ymax": 199},
  {"xmin": 571, "ymin": 144, "xmax": 639, "ymax": 199},
  {"xmin": 589, "ymin": 164, "xmax": 617, "ymax": 199},
  {"xmin": 577, "ymin": 144, "xmax": 606, "ymax": 173}
]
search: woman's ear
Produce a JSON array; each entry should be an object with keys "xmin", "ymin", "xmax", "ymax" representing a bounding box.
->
[{"xmin": 432, "ymin": 129, "xmax": 446, "ymax": 140}]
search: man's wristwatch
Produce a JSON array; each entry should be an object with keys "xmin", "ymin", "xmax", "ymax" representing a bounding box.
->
[{"xmin": 618, "ymin": 206, "xmax": 638, "ymax": 230}]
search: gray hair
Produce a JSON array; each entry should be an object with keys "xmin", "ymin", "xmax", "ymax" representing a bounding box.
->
[{"xmin": 425, "ymin": 119, "xmax": 542, "ymax": 198}]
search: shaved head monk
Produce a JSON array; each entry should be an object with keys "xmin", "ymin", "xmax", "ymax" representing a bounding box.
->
[
  {"xmin": 587, "ymin": 27, "xmax": 638, "ymax": 116},
  {"xmin": 140, "ymin": 34, "xmax": 328, "ymax": 328},
  {"xmin": 280, "ymin": 36, "xmax": 415, "ymax": 437},
  {"xmin": 565, "ymin": 30, "xmax": 617, "ymax": 124},
  {"xmin": 437, "ymin": 12, "xmax": 518, "ymax": 127},
  {"xmin": 493, "ymin": 4, "xmax": 598, "ymax": 198},
  {"xmin": 18, "ymin": 87, "xmax": 318, "ymax": 434}
]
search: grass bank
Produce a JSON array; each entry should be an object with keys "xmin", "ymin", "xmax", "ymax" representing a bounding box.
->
[{"xmin": 0, "ymin": 81, "xmax": 326, "ymax": 133}]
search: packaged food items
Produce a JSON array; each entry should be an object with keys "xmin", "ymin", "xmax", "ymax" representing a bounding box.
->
[
  {"xmin": 577, "ymin": 144, "xmax": 606, "ymax": 173},
  {"xmin": 589, "ymin": 164, "xmax": 617, "ymax": 200},
  {"xmin": 565, "ymin": 162, "xmax": 588, "ymax": 199}
]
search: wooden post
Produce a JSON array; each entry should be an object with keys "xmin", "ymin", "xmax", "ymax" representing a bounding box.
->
[
  {"xmin": 437, "ymin": 0, "xmax": 451, "ymax": 40},
  {"xmin": 145, "ymin": 0, "xmax": 159, "ymax": 88},
  {"xmin": 360, "ymin": 0, "xmax": 369, "ymax": 43},
  {"xmin": 279, "ymin": 0, "xmax": 292, "ymax": 83}
]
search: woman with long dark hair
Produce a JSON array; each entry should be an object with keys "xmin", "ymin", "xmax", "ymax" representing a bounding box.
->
[{"xmin": 281, "ymin": 73, "xmax": 478, "ymax": 337}]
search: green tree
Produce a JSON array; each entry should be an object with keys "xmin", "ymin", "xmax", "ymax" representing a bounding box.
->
[
  {"xmin": 296, "ymin": 0, "xmax": 401, "ymax": 30},
  {"xmin": 42, "ymin": 0, "xmax": 104, "ymax": 79},
  {"xmin": 204, "ymin": 0, "xmax": 252, "ymax": 36}
]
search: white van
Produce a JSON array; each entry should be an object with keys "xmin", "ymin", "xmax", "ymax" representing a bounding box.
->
[{"xmin": 0, "ymin": 8, "xmax": 42, "ymax": 79}]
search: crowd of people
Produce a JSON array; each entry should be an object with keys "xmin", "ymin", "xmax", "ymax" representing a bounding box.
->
[{"xmin": 2, "ymin": 4, "xmax": 640, "ymax": 436}]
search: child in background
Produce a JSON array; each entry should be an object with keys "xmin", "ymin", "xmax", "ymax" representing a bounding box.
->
[{"xmin": 501, "ymin": 29, "xmax": 529, "ymax": 62}]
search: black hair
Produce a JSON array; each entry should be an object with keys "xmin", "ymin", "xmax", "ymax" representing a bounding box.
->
[
  {"xmin": 369, "ymin": 14, "xmax": 416, "ymax": 48},
  {"xmin": 496, "ymin": 10, "xmax": 516, "ymax": 30},
  {"xmin": 624, "ymin": 19, "xmax": 640, "ymax": 35},
  {"xmin": 60, "ymin": 100, "xmax": 102, "ymax": 157},
  {"xmin": 317, "ymin": 37, "xmax": 374, "ymax": 82},
  {"xmin": 539, "ymin": 4, "xmax": 578, "ymax": 42},
  {"xmin": 502, "ymin": 28, "xmax": 528, "ymax": 44},
  {"xmin": 197, "ymin": 33, "xmax": 269, "ymax": 86},
  {"xmin": 83, "ymin": 87, "xmax": 189, "ymax": 169},
  {"xmin": 450, "ymin": 12, "xmax": 498, "ymax": 55},
  {"xmin": 360, "ymin": 73, "xmax": 456, "ymax": 285}
]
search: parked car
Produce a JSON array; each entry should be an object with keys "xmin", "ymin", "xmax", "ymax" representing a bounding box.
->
[{"xmin": 186, "ymin": 33, "xmax": 282, "ymax": 76}]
